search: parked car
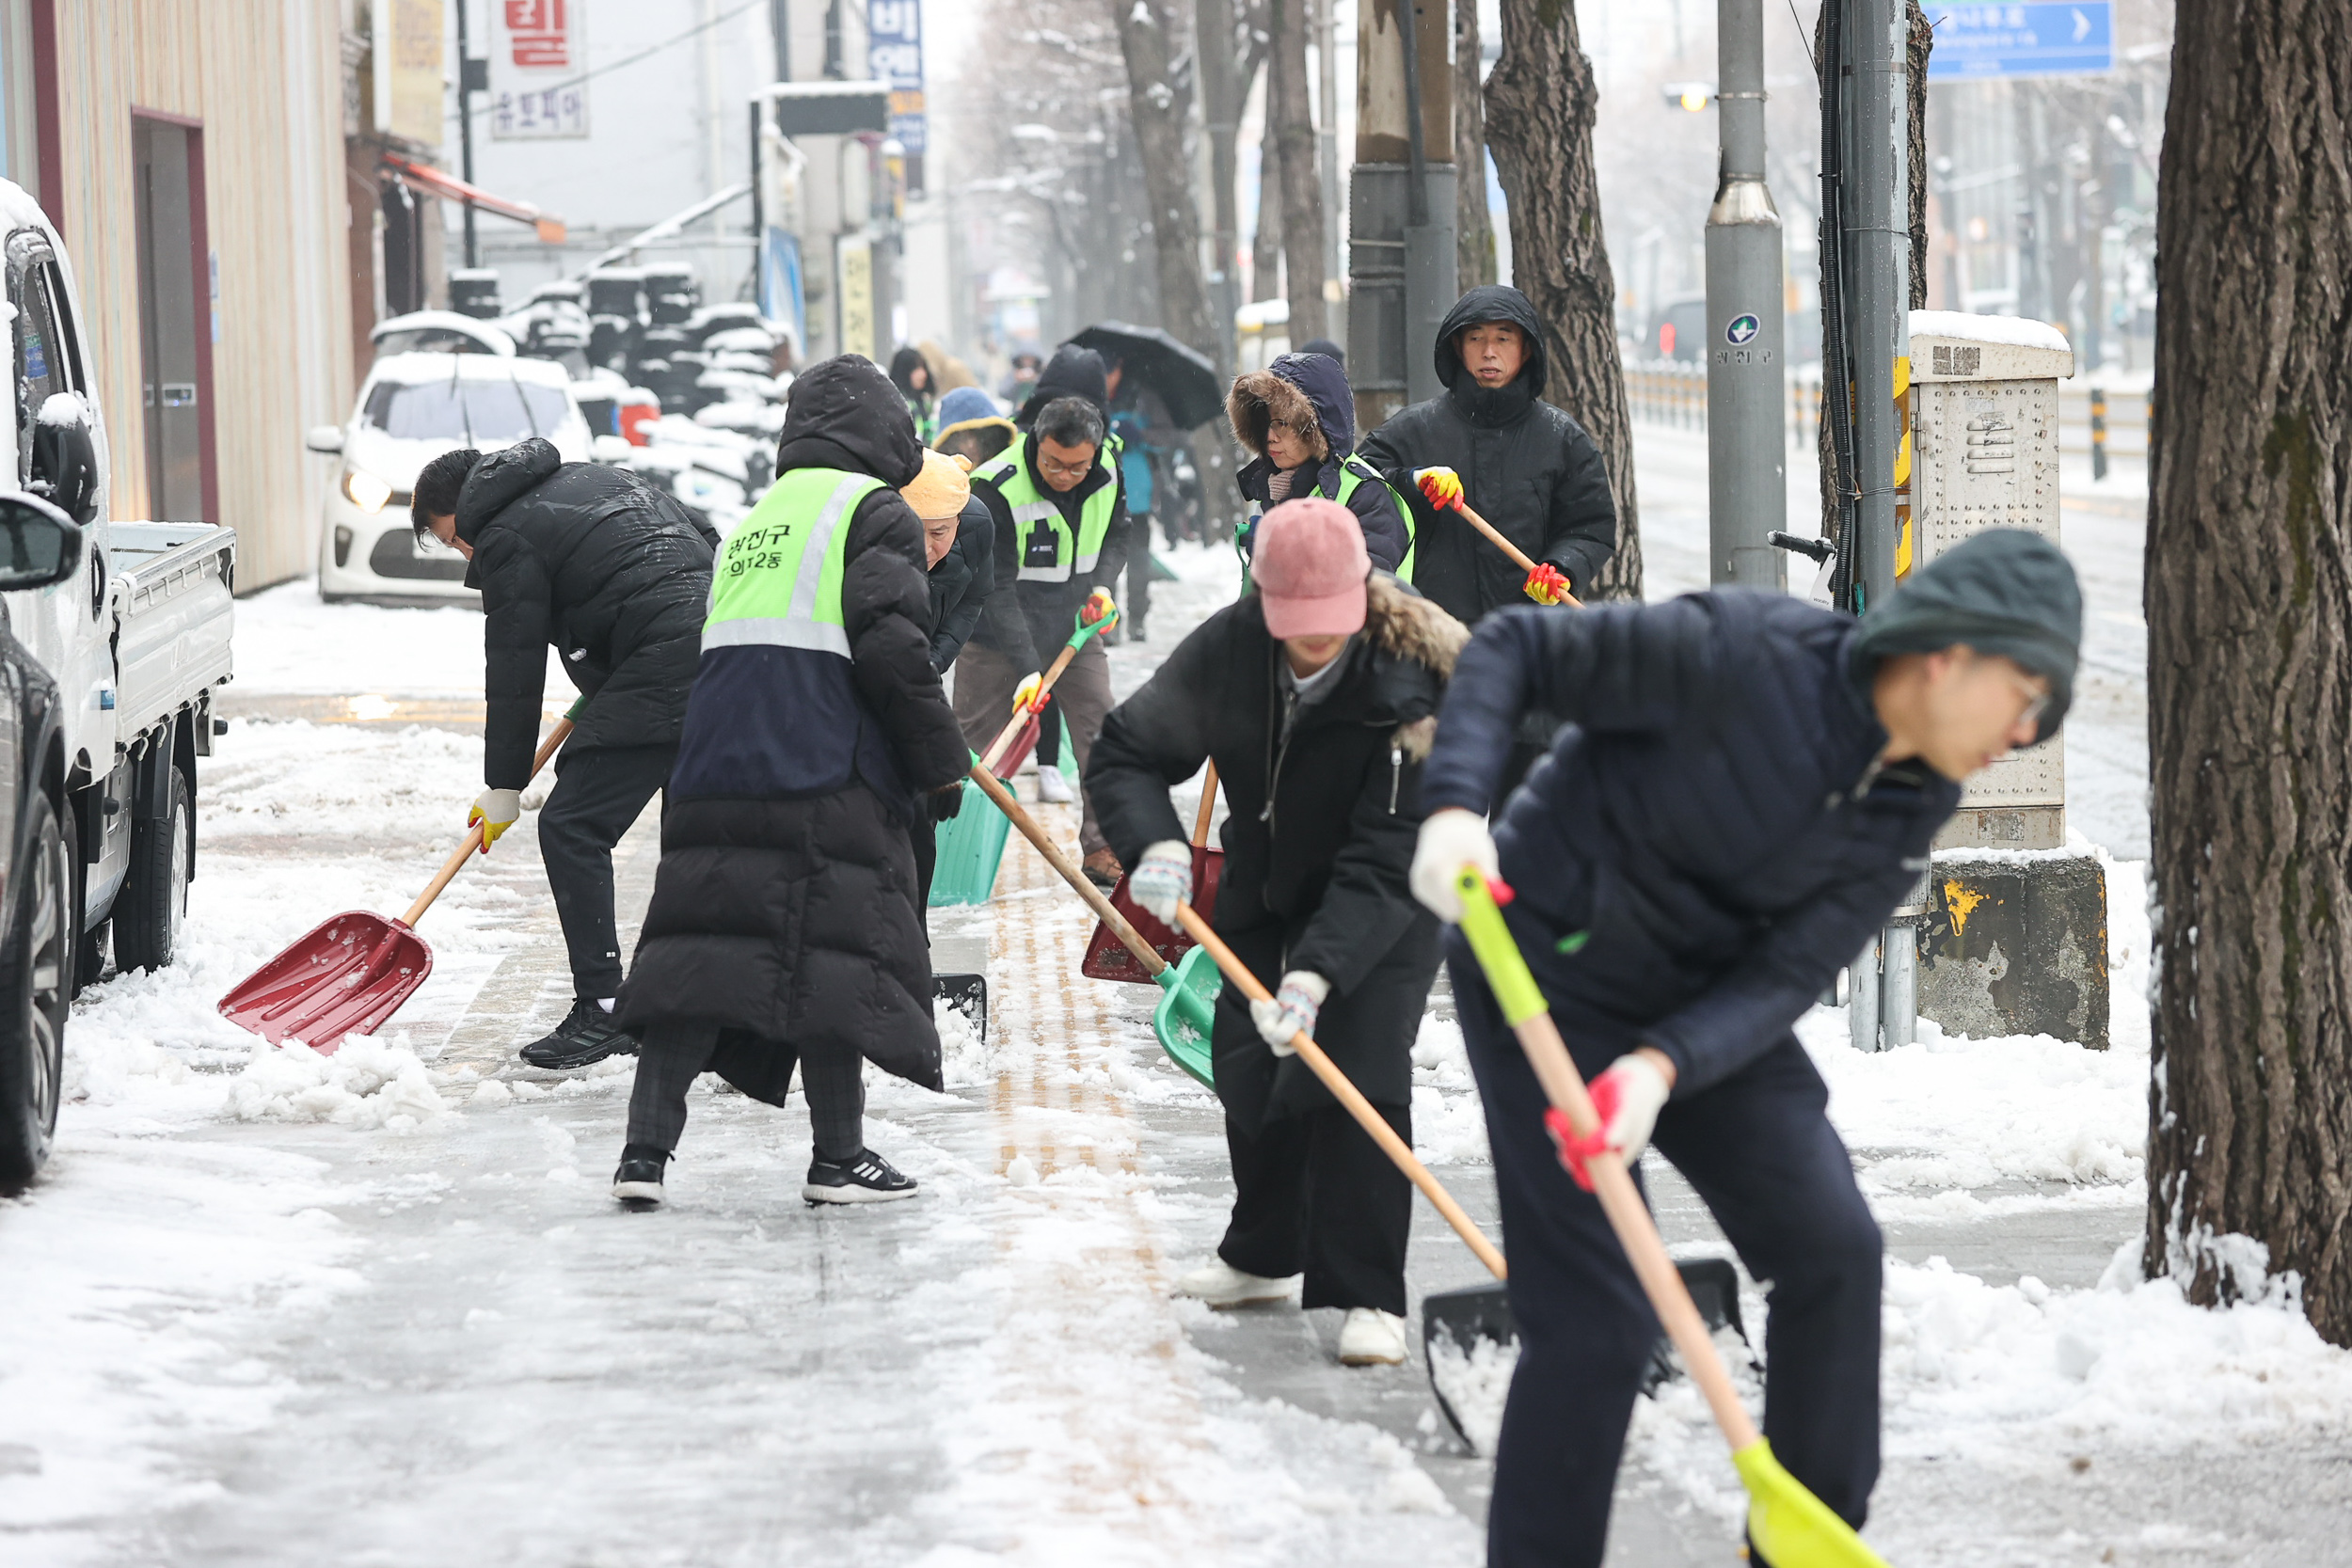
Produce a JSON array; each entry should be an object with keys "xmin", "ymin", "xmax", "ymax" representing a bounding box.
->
[
  {"xmin": 368, "ymin": 309, "xmax": 515, "ymax": 359},
  {"xmin": 305, "ymin": 351, "xmax": 591, "ymax": 605}
]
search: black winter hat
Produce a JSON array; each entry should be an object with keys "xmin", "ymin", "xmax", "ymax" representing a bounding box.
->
[
  {"xmin": 1016, "ymin": 344, "xmax": 1109, "ymax": 427},
  {"xmin": 1848, "ymin": 527, "xmax": 2082, "ymax": 739}
]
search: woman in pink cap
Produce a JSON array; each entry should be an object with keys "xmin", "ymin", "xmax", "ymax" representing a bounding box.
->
[{"xmin": 1087, "ymin": 498, "xmax": 1470, "ymax": 1367}]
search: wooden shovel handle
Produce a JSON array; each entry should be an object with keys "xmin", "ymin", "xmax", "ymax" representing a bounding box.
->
[
  {"xmin": 969, "ymin": 765, "xmax": 1167, "ymax": 978},
  {"xmin": 402, "ymin": 718, "xmax": 575, "ymax": 928},
  {"xmin": 979, "ymin": 640, "xmax": 1078, "ymax": 774},
  {"xmin": 1189, "ymin": 762, "xmax": 1219, "ymax": 848},
  {"xmin": 1173, "ymin": 904, "xmax": 1509, "ymax": 1281},
  {"xmin": 1453, "ymin": 499, "xmax": 1585, "ymax": 610}
]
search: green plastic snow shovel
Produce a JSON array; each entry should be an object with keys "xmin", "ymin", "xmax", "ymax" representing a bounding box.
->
[
  {"xmin": 1454, "ymin": 869, "xmax": 1892, "ymax": 1568},
  {"xmin": 966, "ymin": 766, "xmax": 1217, "ymax": 1083}
]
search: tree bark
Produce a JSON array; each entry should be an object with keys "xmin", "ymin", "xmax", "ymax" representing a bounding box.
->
[
  {"xmin": 1114, "ymin": 0, "xmax": 1241, "ymax": 538},
  {"xmin": 1815, "ymin": 2, "xmax": 1933, "ymax": 546},
  {"xmin": 1454, "ymin": 0, "xmax": 1495, "ymax": 290},
  {"xmin": 1485, "ymin": 0, "xmax": 1640, "ymax": 600},
  {"xmin": 1269, "ymin": 0, "xmax": 1327, "ymax": 341},
  {"xmin": 1252, "ymin": 119, "xmax": 1284, "ymax": 303},
  {"xmin": 2143, "ymin": 0, "xmax": 2352, "ymax": 1343}
]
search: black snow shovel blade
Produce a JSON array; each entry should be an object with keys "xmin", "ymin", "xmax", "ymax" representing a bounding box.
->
[
  {"xmin": 1421, "ymin": 1259, "xmax": 1752, "ymax": 1449},
  {"xmin": 933, "ymin": 973, "xmax": 988, "ymax": 1042}
]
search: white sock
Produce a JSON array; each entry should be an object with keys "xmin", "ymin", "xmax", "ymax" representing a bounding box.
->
[{"xmin": 596, "ymin": 997, "xmax": 616, "ymax": 1013}]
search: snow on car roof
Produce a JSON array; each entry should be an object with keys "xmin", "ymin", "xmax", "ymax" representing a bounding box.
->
[
  {"xmin": 369, "ymin": 309, "xmax": 517, "ymax": 356},
  {"xmin": 368, "ymin": 351, "xmax": 577, "ymax": 388}
]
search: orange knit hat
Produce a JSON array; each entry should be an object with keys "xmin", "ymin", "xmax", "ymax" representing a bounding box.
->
[{"xmin": 899, "ymin": 448, "xmax": 972, "ymax": 521}]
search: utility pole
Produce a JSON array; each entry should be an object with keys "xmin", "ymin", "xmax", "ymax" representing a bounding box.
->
[
  {"xmin": 1846, "ymin": 0, "xmax": 1907, "ymax": 614},
  {"xmin": 1347, "ymin": 0, "xmax": 1454, "ymax": 433},
  {"xmin": 1198, "ymin": 0, "xmax": 1242, "ymax": 372},
  {"xmin": 1704, "ymin": 0, "xmax": 1785, "ymax": 590},
  {"xmin": 455, "ymin": 0, "xmax": 480, "ymax": 268},
  {"xmin": 1313, "ymin": 0, "xmax": 1343, "ymax": 337}
]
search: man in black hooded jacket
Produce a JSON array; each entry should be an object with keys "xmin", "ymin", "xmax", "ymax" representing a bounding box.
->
[
  {"xmin": 412, "ymin": 438, "xmax": 716, "ymax": 1069},
  {"xmin": 1358, "ymin": 284, "xmax": 1618, "ymax": 624}
]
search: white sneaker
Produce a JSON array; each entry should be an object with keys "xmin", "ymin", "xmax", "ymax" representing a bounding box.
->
[
  {"xmin": 1037, "ymin": 768, "xmax": 1075, "ymax": 804},
  {"xmin": 1337, "ymin": 1307, "xmax": 1408, "ymax": 1366},
  {"xmin": 1172, "ymin": 1259, "xmax": 1299, "ymax": 1308}
]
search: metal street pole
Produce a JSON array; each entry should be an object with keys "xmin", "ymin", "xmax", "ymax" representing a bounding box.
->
[
  {"xmin": 456, "ymin": 0, "xmax": 479, "ymax": 268},
  {"xmin": 1704, "ymin": 0, "xmax": 1785, "ymax": 589},
  {"xmin": 1846, "ymin": 0, "xmax": 1906, "ymax": 613}
]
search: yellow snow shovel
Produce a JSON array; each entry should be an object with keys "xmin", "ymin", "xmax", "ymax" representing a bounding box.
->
[{"xmin": 1454, "ymin": 869, "xmax": 1892, "ymax": 1568}]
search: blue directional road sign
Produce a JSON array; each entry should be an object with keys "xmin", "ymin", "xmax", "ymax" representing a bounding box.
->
[{"xmin": 1924, "ymin": 4, "xmax": 2114, "ymax": 81}]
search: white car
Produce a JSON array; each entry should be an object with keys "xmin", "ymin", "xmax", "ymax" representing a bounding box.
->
[{"xmin": 306, "ymin": 351, "xmax": 591, "ymax": 604}]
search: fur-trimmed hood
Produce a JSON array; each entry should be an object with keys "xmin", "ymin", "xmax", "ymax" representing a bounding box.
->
[
  {"xmin": 1361, "ymin": 574, "xmax": 1469, "ymax": 760},
  {"xmin": 1229, "ymin": 350, "xmax": 1355, "ymax": 464}
]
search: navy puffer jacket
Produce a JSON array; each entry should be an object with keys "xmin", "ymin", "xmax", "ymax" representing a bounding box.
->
[{"xmin": 1422, "ymin": 592, "xmax": 1961, "ymax": 1095}]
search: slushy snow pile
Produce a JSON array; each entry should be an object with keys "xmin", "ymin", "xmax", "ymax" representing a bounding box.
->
[
  {"xmin": 1426, "ymin": 1327, "xmax": 1518, "ymax": 1457},
  {"xmin": 223, "ymin": 1036, "xmax": 449, "ymax": 1130}
]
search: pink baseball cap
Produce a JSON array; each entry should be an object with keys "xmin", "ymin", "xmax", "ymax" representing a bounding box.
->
[{"xmin": 1254, "ymin": 497, "xmax": 1369, "ymax": 639}]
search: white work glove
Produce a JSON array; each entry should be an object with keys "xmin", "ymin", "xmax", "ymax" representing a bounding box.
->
[
  {"xmin": 1547, "ymin": 1051, "xmax": 1675, "ymax": 1190},
  {"xmin": 1127, "ymin": 839, "xmax": 1193, "ymax": 926},
  {"xmin": 1249, "ymin": 970, "xmax": 1328, "ymax": 1056},
  {"xmin": 469, "ymin": 787, "xmax": 522, "ymax": 852},
  {"xmin": 1409, "ymin": 807, "xmax": 1501, "ymax": 922}
]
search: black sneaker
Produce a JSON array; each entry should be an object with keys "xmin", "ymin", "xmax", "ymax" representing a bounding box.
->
[
  {"xmin": 612, "ymin": 1144, "xmax": 670, "ymax": 1210},
  {"xmin": 803, "ymin": 1148, "xmax": 919, "ymax": 1205},
  {"xmin": 519, "ymin": 1000, "xmax": 635, "ymax": 1069}
]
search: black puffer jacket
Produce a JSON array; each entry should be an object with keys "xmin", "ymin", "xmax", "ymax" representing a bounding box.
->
[
  {"xmin": 456, "ymin": 437, "xmax": 718, "ymax": 787},
  {"xmin": 615, "ymin": 356, "xmax": 965, "ymax": 1101},
  {"xmin": 1089, "ymin": 577, "xmax": 1468, "ymax": 1124},
  {"xmin": 1230, "ymin": 352, "xmax": 1410, "ymax": 573},
  {"xmin": 1358, "ymin": 285, "xmax": 1617, "ymax": 624},
  {"xmin": 926, "ymin": 495, "xmax": 996, "ymax": 672}
]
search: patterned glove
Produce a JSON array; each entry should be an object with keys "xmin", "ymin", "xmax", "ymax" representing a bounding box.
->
[
  {"xmin": 1414, "ymin": 467, "xmax": 1464, "ymax": 509},
  {"xmin": 1249, "ymin": 971, "xmax": 1329, "ymax": 1056},
  {"xmin": 1127, "ymin": 839, "xmax": 1193, "ymax": 926},
  {"xmin": 1522, "ymin": 562, "xmax": 1572, "ymax": 605},
  {"xmin": 469, "ymin": 787, "xmax": 522, "ymax": 854},
  {"xmin": 1080, "ymin": 587, "xmax": 1119, "ymax": 627}
]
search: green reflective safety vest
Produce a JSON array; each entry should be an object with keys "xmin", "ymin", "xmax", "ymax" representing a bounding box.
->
[
  {"xmin": 1238, "ymin": 454, "xmax": 1417, "ymax": 585},
  {"xmin": 973, "ymin": 433, "xmax": 1120, "ymax": 584},
  {"xmin": 702, "ymin": 467, "xmax": 884, "ymax": 657}
]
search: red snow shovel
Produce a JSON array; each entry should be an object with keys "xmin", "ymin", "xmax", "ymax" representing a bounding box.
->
[
  {"xmin": 977, "ymin": 595, "xmax": 1119, "ymax": 777},
  {"xmin": 1081, "ymin": 762, "xmax": 1223, "ymax": 983},
  {"xmin": 217, "ymin": 718, "xmax": 575, "ymax": 1053}
]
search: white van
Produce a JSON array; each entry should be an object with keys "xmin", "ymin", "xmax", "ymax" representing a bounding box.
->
[{"xmin": 305, "ymin": 352, "xmax": 590, "ymax": 604}]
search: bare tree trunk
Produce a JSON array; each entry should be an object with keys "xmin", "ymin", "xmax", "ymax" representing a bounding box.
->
[
  {"xmin": 1454, "ymin": 0, "xmax": 1495, "ymax": 290},
  {"xmin": 1269, "ymin": 0, "xmax": 1327, "ymax": 341},
  {"xmin": 1485, "ymin": 0, "xmax": 1640, "ymax": 599},
  {"xmin": 1252, "ymin": 125, "xmax": 1284, "ymax": 303},
  {"xmin": 2143, "ymin": 0, "xmax": 2352, "ymax": 1344},
  {"xmin": 1815, "ymin": 2, "xmax": 1933, "ymax": 544},
  {"xmin": 1114, "ymin": 0, "xmax": 1240, "ymax": 538}
]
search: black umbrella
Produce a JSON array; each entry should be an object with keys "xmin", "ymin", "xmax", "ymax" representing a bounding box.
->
[{"xmin": 1067, "ymin": 322, "xmax": 1224, "ymax": 431}]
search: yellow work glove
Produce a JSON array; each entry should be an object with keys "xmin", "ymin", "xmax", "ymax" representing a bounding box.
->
[
  {"xmin": 1080, "ymin": 587, "xmax": 1119, "ymax": 627},
  {"xmin": 1010, "ymin": 672, "xmax": 1044, "ymax": 715},
  {"xmin": 469, "ymin": 787, "xmax": 522, "ymax": 854},
  {"xmin": 1414, "ymin": 467, "xmax": 1464, "ymax": 509}
]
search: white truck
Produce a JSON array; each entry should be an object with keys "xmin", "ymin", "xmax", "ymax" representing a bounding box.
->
[{"xmin": 0, "ymin": 186, "xmax": 234, "ymax": 989}]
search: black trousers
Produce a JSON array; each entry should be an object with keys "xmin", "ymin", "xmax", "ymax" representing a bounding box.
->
[
  {"xmin": 911, "ymin": 813, "xmax": 936, "ymax": 935},
  {"xmin": 626, "ymin": 1021, "xmax": 867, "ymax": 1161},
  {"xmin": 1122, "ymin": 520, "xmax": 1153, "ymax": 632},
  {"xmin": 1447, "ymin": 932, "xmax": 1883, "ymax": 1568},
  {"xmin": 1218, "ymin": 1099, "xmax": 1413, "ymax": 1315},
  {"xmin": 539, "ymin": 742, "xmax": 676, "ymax": 1001}
]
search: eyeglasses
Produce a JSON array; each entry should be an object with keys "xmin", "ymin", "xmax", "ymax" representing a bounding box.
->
[
  {"xmin": 1037, "ymin": 450, "xmax": 1093, "ymax": 480},
  {"xmin": 2003, "ymin": 667, "xmax": 2052, "ymax": 732}
]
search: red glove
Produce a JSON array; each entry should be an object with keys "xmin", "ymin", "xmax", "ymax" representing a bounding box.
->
[
  {"xmin": 1543, "ymin": 1071, "xmax": 1625, "ymax": 1194},
  {"xmin": 1414, "ymin": 467, "xmax": 1464, "ymax": 509},
  {"xmin": 1080, "ymin": 587, "xmax": 1118, "ymax": 627},
  {"xmin": 1522, "ymin": 562, "xmax": 1572, "ymax": 606}
]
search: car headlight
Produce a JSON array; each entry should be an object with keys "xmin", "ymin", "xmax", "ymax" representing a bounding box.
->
[{"xmin": 342, "ymin": 468, "xmax": 393, "ymax": 513}]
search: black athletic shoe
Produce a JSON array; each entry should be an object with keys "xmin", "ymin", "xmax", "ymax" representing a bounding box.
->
[
  {"xmin": 612, "ymin": 1144, "xmax": 670, "ymax": 1210},
  {"xmin": 803, "ymin": 1148, "xmax": 919, "ymax": 1205},
  {"xmin": 519, "ymin": 1000, "xmax": 635, "ymax": 1069}
]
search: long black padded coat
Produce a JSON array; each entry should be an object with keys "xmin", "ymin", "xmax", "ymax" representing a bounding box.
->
[
  {"xmin": 1087, "ymin": 576, "xmax": 1468, "ymax": 1131},
  {"xmin": 613, "ymin": 356, "xmax": 969, "ymax": 1100},
  {"xmin": 455, "ymin": 438, "xmax": 719, "ymax": 788}
]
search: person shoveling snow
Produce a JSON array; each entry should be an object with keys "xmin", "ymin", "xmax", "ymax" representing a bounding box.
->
[{"xmin": 1409, "ymin": 529, "xmax": 2081, "ymax": 1566}]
